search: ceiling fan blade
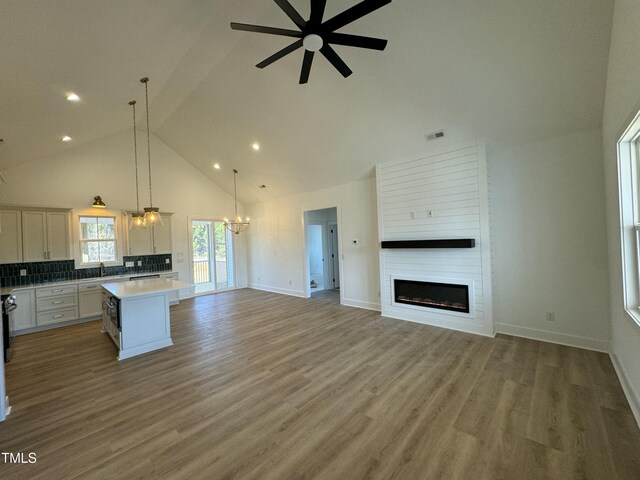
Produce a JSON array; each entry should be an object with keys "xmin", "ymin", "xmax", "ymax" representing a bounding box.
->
[
  {"xmin": 299, "ymin": 50, "xmax": 315, "ymax": 84},
  {"xmin": 230, "ymin": 22, "xmax": 303, "ymax": 38},
  {"xmin": 326, "ymin": 32, "xmax": 387, "ymax": 50},
  {"xmin": 322, "ymin": 0, "xmax": 392, "ymax": 32},
  {"xmin": 309, "ymin": 0, "xmax": 327, "ymax": 26},
  {"xmin": 257, "ymin": 39, "xmax": 304, "ymax": 69},
  {"xmin": 273, "ymin": 0, "xmax": 307, "ymax": 29},
  {"xmin": 320, "ymin": 44, "xmax": 353, "ymax": 78}
]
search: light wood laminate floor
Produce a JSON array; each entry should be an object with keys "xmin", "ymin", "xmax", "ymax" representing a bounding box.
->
[{"xmin": 1, "ymin": 289, "xmax": 639, "ymax": 479}]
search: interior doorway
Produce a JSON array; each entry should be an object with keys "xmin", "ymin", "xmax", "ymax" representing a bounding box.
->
[{"xmin": 304, "ymin": 207, "xmax": 340, "ymax": 303}]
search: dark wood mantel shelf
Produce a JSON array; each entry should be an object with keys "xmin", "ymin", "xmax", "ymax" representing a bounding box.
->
[{"xmin": 380, "ymin": 239, "xmax": 476, "ymax": 249}]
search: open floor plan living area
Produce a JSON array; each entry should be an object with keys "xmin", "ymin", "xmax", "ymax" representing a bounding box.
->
[{"xmin": 1, "ymin": 1, "xmax": 640, "ymax": 479}]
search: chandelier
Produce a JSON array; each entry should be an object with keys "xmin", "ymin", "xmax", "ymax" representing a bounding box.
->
[
  {"xmin": 224, "ymin": 169, "xmax": 250, "ymax": 235},
  {"xmin": 140, "ymin": 77, "xmax": 162, "ymax": 225}
]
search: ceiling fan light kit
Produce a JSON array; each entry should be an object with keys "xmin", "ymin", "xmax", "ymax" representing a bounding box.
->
[{"xmin": 231, "ymin": 0, "xmax": 391, "ymax": 84}]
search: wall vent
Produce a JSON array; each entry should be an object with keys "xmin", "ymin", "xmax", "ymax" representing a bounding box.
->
[{"xmin": 424, "ymin": 130, "xmax": 445, "ymax": 142}]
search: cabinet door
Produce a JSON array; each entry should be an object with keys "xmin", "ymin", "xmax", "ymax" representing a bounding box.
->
[
  {"xmin": 0, "ymin": 209, "xmax": 23, "ymax": 263},
  {"xmin": 128, "ymin": 223, "xmax": 153, "ymax": 255},
  {"xmin": 10, "ymin": 289, "xmax": 36, "ymax": 331},
  {"xmin": 152, "ymin": 216, "xmax": 172, "ymax": 254},
  {"xmin": 22, "ymin": 211, "xmax": 47, "ymax": 262},
  {"xmin": 47, "ymin": 212, "xmax": 70, "ymax": 260},
  {"xmin": 79, "ymin": 290, "xmax": 103, "ymax": 318}
]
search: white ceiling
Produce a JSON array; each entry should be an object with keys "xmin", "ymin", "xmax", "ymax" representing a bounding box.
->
[{"xmin": 0, "ymin": 0, "xmax": 614, "ymax": 204}]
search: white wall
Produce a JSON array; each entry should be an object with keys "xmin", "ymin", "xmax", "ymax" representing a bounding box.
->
[
  {"xmin": 246, "ymin": 179, "xmax": 380, "ymax": 310},
  {"xmin": 602, "ymin": 0, "xmax": 640, "ymax": 422},
  {"xmin": 0, "ymin": 131, "xmax": 247, "ymax": 289},
  {"xmin": 490, "ymin": 129, "xmax": 610, "ymax": 351}
]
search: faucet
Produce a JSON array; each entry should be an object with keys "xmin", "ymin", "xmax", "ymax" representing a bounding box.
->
[{"xmin": 100, "ymin": 262, "xmax": 106, "ymax": 277}]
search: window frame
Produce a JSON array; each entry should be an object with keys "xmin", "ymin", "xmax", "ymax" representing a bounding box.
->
[
  {"xmin": 72, "ymin": 209, "xmax": 124, "ymax": 269},
  {"xmin": 617, "ymin": 110, "xmax": 640, "ymax": 327}
]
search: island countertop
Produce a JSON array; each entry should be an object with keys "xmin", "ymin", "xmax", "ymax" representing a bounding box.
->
[{"xmin": 102, "ymin": 278, "xmax": 193, "ymax": 299}]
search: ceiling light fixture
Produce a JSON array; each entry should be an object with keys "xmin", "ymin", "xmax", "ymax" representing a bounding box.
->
[
  {"xmin": 252, "ymin": 143, "xmax": 260, "ymax": 151},
  {"xmin": 213, "ymin": 163, "xmax": 221, "ymax": 170},
  {"xmin": 224, "ymin": 169, "xmax": 250, "ymax": 235},
  {"xmin": 92, "ymin": 196, "xmax": 106, "ymax": 208},
  {"xmin": 140, "ymin": 77, "xmax": 162, "ymax": 226},
  {"xmin": 61, "ymin": 135, "xmax": 72, "ymax": 142},
  {"xmin": 128, "ymin": 100, "xmax": 145, "ymax": 229},
  {"xmin": 66, "ymin": 93, "xmax": 80, "ymax": 102}
]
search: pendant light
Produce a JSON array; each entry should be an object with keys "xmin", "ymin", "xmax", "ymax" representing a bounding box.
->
[
  {"xmin": 128, "ymin": 100, "xmax": 145, "ymax": 229},
  {"xmin": 140, "ymin": 77, "xmax": 162, "ymax": 225},
  {"xmin": 224, "ymin": 169, "xmax": 250, "ymax": 235}
]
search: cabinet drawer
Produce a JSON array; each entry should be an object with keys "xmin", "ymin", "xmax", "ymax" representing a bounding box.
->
[
  {"xmin": 36, "ymin": 284, "xmax": 77, "ymax": 298},
  {"xmin": 36, "ymin": 294, "xmax": 78, "ymax": 312},
  {"xmin": 37, "ymin": 307, "xmax": 79, "ymax": 326},
  {"xmin": 78, "ymin": 283, "xmax": 102, "ymax": 292}
]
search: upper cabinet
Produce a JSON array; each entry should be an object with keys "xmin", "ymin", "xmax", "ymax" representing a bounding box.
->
[
  {"xmin": 0, "ymin": 209, "xmax": 23, "ymax": 263},
  {"xmin": 126, "ymin": 213, "xmax": 172, "ymax": 255},
  {"xmin": 22, "ymin": 210, "xmax": 70, "ymax": 262}
]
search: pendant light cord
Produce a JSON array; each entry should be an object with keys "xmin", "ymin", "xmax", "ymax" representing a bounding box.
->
[
  {"xmin": 141, "ymin": 77, "xmax": 153, "ymax": 208},
  {"xmin": 233, "ymin": 169, "xmax": 239, "ymax": 219},
  {"xmin": 130, "ymin": 101, "xmax": 140, "ymax": 213}
]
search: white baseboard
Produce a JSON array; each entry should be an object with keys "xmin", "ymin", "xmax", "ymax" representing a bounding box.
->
[
  {"xmin": 342, "ymin": 298, "xmax": 381, "ymax": 311},
  {"xmin": 496, "ymin": 323, "xmax": 610, "ymax": 353},
  {"xmin": 247, "ymin": 284, "xmax": 306, "ymax": 298},
  {"xmin": 610, "ymin": 348, "xmax": 640, "ymax": 428}
]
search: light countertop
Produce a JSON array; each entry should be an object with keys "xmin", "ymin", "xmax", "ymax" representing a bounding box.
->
[
  {"xmin": 102, "ymin": 278, "xmax": 193, "ymax": 299},
  {"xmin": 0, "ymin": 271, "xmax": 181, "ymax": 296}
]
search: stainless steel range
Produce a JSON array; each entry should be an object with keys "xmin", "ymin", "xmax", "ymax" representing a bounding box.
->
[{"xmin": 2, "ymin": 294, "xmax": 17, "ymax": 363}]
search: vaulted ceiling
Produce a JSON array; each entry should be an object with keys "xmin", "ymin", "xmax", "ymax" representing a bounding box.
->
[{"xmin": 0, "ymin": 0, "xmax": 614, "ymax": 204}]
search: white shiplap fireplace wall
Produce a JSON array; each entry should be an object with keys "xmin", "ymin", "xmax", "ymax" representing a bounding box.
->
[{"xmin": 376, "ymin": 140, "xmax": 494, "ymax": 336}]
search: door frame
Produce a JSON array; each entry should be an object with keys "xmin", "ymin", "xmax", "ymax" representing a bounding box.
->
[{"xmin": 301, "ymin": 204, "xmax": 344, "ymax": 304}]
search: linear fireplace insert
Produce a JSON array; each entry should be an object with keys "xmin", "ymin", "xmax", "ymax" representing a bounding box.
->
[{"xmin": 394, "ymin": 279, "xmax": 470, "ymax": 314}]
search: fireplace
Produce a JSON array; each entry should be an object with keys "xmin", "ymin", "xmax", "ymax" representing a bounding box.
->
[{"xmin": 393, "ymin": 279, "xmax": 470, "ymax": 314}]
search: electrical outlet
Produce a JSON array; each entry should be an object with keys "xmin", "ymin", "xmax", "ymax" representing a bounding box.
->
[
  {"xmin": 125, "ymin": 261, "xmax": 134, "ymax": 267},
  {"xmin": 20, "ymin": 269, "xmax": 27, "ymax": 276},
  {"xmin": 165, "ymin": 258, "xmax": 170, "ymax": 264},
  {"xmin": 546, "ymin": 312, "xmax": 556, "ymax": 322},
  {"xmin": 137, "ymin": 261, "xmax": 142, "ymax": 266}
]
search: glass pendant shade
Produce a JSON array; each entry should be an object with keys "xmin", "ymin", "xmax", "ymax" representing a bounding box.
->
[
  {"xmin": 129, "ymin": 212, "xmax": 146, "ymax": 229},
  {"xmin": 143, "ymin": 206, "xmax": 163, "ymax": 225}
]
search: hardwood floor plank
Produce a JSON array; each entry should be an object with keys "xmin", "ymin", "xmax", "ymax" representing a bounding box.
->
[{"xmin": 0, "ymin": 289, "xmax": 638, "ymax": 479}]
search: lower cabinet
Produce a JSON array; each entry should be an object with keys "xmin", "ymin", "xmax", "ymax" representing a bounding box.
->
[
  {"xmin": 36, "ymin": 284, "xmax": 78, "ymax": 326},
  {"xmin": 78, "ymin": 282, "xmax": 104, "ymax": 318},
  {"xmin": 9, "ymin": 289, "xmax": 36, "ymax": 331}
]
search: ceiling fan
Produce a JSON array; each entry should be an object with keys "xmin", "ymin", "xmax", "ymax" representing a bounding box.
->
[{"xmin": 230, "ymin": 0, "xmax": 391, "ymax": 84}]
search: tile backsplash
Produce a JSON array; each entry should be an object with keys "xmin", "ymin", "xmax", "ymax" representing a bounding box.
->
[{"xmin": 0, "ymin": 254, "xmax": 172, "ymax": 287}]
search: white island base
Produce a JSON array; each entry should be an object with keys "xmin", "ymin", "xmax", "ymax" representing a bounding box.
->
[{"xmin": 101, "ymin": 278, "xmax": 192, "ymax": 360}]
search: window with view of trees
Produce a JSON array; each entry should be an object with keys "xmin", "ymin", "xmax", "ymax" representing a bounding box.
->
[
  {"xmin": 79, "ymin": 216, "xmax": 117, "ymax": 264},
  {"xmin": 191, "ymin": 220, "xmax": 234, "ymax": 290}
]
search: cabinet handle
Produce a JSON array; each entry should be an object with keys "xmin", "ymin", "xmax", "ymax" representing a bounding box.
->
[
  {"xmin": 53, "ymin": 314, "xmax": 64, "ymax": 319},
  {"xmin": 52, "ymin": 300, "xmax": 63, "ymax": 304}
]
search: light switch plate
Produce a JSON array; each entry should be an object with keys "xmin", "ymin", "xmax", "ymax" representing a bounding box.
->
[
  {"xmin": 20, "ymin": 269, "xmax": 27, "ymax": 276},
  {"xmin": 137, "ymin": 261, "xmax": 142, "ymax": 266},
  {"xmin": 125, "ymin": 261, "xmax": 134, "ymax": 267}
]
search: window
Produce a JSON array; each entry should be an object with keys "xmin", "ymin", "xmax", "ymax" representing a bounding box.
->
[
  {"xmin": 190, "ymin": 219, "xmax": 234, "ymax": 292},
  {"xmin": 617, "ymin": 109, "xmax": 640, "ymax": 326},
  {"xmin": 79, "ymin": 216, "xmax": 117, "ymax": 264}
]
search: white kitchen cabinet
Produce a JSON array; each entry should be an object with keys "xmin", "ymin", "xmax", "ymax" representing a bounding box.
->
[
  {"xmin": 10, "ymin": 289, "xmax": 36, "ymax": 331},
  {"xmin": 0, "ymin": 209, "xmax": 23, "ymax": 263},
  {"xmin": 126, "ymin": 213, "xmax": 172, "ymax": 255},
  {"xmin": 35, "ymin": 284, "xmax": 78, "ymax": 326},
  {"xmin": 78, "ymin": 282, "xmax": 103, "ymax": 318},
  {"xmin": 22, "ymin": 210, "xmax": 70, "ymax": 261},
  {"xmin": 161, "ymin": 272, "xmax": 180, "ymax": 304}
]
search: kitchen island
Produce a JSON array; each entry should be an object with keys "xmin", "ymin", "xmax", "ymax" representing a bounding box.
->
[{"xmin": 102, "ymin": 277, "xmax": 193, "ymax": 360}]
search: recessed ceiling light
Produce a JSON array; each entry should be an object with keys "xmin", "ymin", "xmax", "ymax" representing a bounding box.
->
[
  {"xmin": 61, "ymin": 135, "xmax": 72, "ymax": 142},
  {"xmin": 252, "ymin": 143, "xmax": 260, "ymax": 151},
  {"xmin": 66, "ymin": 93, "xmax": 80, "ymax": 102},
  {"xmin": 213, "ymin": 163, "xmax": 221, "ymax": 170}
]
